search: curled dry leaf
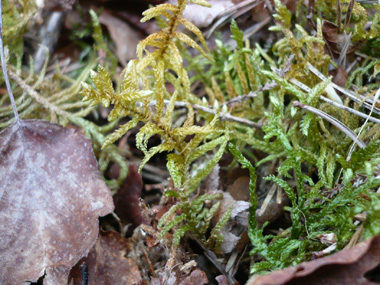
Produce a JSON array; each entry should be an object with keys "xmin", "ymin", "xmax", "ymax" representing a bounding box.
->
[
  {"xmin": 0, "ymin": 120, "xmax": 114, "ymax": 284},
  {"xmin": 99, "ymin": 11, "xmax": 142, "ymax": 66},
  {"xmin": 69, "ymin": 230, "xmax": 142, "ymax": 285},
  {"xmin": 248, "ymin": 235, "xmax": 380, "ymax": 285},
  {"xmin": 213, "ymin": 191, "xmax": 250, "ymax": 254},
  {"xmin": 322, "ymin": 20, "xmax": 358, "ymax": 58}
]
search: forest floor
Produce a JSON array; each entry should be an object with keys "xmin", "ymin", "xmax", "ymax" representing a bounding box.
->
[{"xmin": 1, "ymin": 0, "xmax": 380, "ymax": 284}]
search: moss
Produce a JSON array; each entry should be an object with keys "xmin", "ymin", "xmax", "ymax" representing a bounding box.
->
[{"xmin": 81, "ymin": 0, "xmax": 380, "ymax": 275}]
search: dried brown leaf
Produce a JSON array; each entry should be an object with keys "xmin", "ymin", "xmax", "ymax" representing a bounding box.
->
[
  {"xmin": 69, "ymin": 230, "xmax": 142, "ymax": 285},
  {"xmin": 212, "ymin": 191, "xmax": 250, "ymax": 254},
  {"xmin": 248, "ymin": 235, "xmax": 380, "ymax": 285},
  {"xmin": 99, "ymin": 11, "xmax": 142, "ymax": 66},
  {"xmin": 201, "ymin": 164, "xmax": 220, "ymax": 193},
  {"xmin": 227, "ymin": 176, "xmax": 250, "ymax": 201},
  {"xmin": 330, "ymin": 66, "xmax": 348, "ymax": 87},
  {"xmin": 114, "ymin": 164, "xmax": 148, "ymax": 234},
  {"xmin": 0, "ymin": 120, "xmax": 114, "ymax": 284},
  {"xmin": 179, "ymin": 269, "xmax": 209, "ymax": 285},
  {"xmin": 322, "ymin": 20, "xmax": 358, "ymax": 58}
]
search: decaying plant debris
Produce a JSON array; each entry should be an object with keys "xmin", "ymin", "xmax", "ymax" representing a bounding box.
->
[{"xmin": 1, "ymin": 0, "xmax": 380, "ymax": 284}]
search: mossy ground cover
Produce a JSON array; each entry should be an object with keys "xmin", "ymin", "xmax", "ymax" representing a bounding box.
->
[{"xmin": 2, "ymin": 0, "xmax": 380, "ymax": 283}]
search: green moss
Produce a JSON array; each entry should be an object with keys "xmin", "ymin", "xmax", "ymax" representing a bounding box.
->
[{"xmin": 80, "ymin": 0, "xmax": 380, "ymax": 275}]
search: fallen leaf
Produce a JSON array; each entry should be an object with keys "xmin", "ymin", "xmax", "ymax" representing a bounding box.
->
[
  {"xmin": 69, "ymin": 230, "xmax": 142, "ymax": 285},
  {"xmin": 169, "ymin": 0, "xmax": 234, "ymax": 28},
  {"xmin": 179, "ymin": 269, "xmax": 209, "ymax": 285},
  {"xmin": 201, "ymin": 164, "xmax": 220, "ymax": 193},
  {"xmin": 248, "ymin": 235, "xmax": 380, "ymax": 285},
  {"xmin": 214, "ymin": 191, "xmax": 250, "ymax": 225},
  {"xmin": 114, "ymin": 164, "xmax": 148, "ymax": 234},
  {"xmin": 227, "ymin": 176, "xmax": 250, "ymax": 201},
  {"xmin": 220, "ymin": 228, "xmax": 241, "ymax": 254},
  {"xmin": 215, "ymin": 274, "xmax": 229, "ymax": 285},
  {"xmin": 0, "ymin": 120, "xmax": 114, "ymax": 284},
  {"xmin": 152, "ymin": 271, "xmax": 177, "ymax": 285},
  {"xmin": 322, "ymin": 20, "xmax": 358, "ymax": 58},
  {"xmin": 99, "ymin": 11, "xmax": 142, "ymax": 66},
  {"xmin": 212, "ymin": 191, "xmax": 250, "ymax": 254},
  {"xmin": 330, "ymin": 66, "xmax": 348, "ymax": 87}
]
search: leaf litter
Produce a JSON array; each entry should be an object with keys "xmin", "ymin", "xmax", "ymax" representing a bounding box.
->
[
  {"xmin": 2, "ymin": 0, "xmax": 380, "ymax": 284},
  {"xmin": 249, "ymin": 235, "xmax": 380, "ymax": 285},
  {"xmin": 0, "ymin": 120, "xmax": 114, "ymax": 284},
  {"xmin": 68, "ymin": 230, "xmax": 142, "ymax": 285}
]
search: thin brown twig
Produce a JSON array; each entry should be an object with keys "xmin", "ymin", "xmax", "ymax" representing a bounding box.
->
[
  {"xmin": 225, "ymin": 90, "xmax": 258, "ymax": 106},
  {"xmin": 143, "ymin": 248, "xmax": 157, "ymax": 278},
  {"xmin": 7, "ymin": 68, "xmax": 70, "ymax": 118}
]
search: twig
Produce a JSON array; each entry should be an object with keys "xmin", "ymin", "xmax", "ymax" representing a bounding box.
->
[
  {"xmin": 147, "ymin": 100, "xmax": 263, "ymax": 129},
  {"xmin": 293, "ymin": 101, "xmax": 366, "ymax": 148},
  {"xmin": 337, "ymin": 32, "xmax": 352, "ymax": 68},
  {"xmin": 218, "ymin": 0, "xmax": 262, "ymax": 18},
  {"xmin": 205, "ymin": 0, "xmax": 263, "ymax": 38},
  {"xmin": 243, "ymin": 16, "xmax": 270, "ymax": 40},
  {"xmin": 231, "ymin": 245, "xmax": 248, "ymax": 277},
  {"xmin": 337, "ymin": 0, "xmax": 341, "ymax": 32},
  {"xmin": 190, "ymin": 236, "xmax": 236, "ymax": 284},
  {"xmin": 321, "ymin": 95, "xmax": 380, "ymax": 125},
  {"xmin": 343, "ymin": 0, "xmax": 355, "ymax": 31},
  {"xmin": 0, "ymin": 0, "xmax": 19, "ymax": 123},
  {"xmin": 344, "ymin": 224, "xmax": 364, "ymax": 249},
  {"xmin": 346, "ymin": 87, "xmax": 380, "ymax": 160},
  {"xmin": 307, "ymin": 62, "xmax": 380, "ymax": 115},
  {"xmin": 80, "ymin": 262, "xmax": 88, "ymax": 285},
  {"xmin": 143, "ymin": 248, "xmax": 157, "ymax": 278},
  {"xmin": 289, "ymin": 78, "xmax": 380, "ymax": 125},
  {"xmin": 7, "ymin": 68, "xmax": 70, "ymax": 118},
  {"xmin": 258, "ymin": 183, "xmax": 277, "ymax": 216},
  {"xmin": 34, "ymin": 12, "xmax": 65, "ymax": 72},
  {"xmin": 225, "ymin": 90, "xmax": 258, "ymax": 106}
]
